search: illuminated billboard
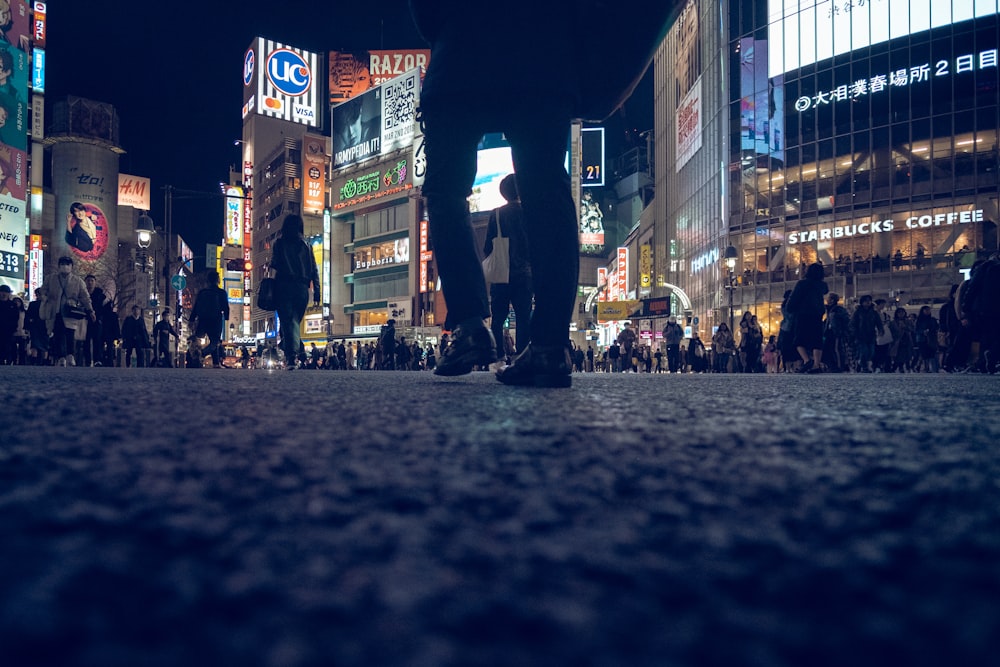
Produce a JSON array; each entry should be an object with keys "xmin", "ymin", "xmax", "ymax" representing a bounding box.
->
[
  {"xmin": 739, "ymin": 38, "xmax": 784, "ymax": 161},
  {"xmin": 329, "ymin": 49, "xmax": 429, "ymax": 104},
  {"xmin": 0, "ymin": 1, "xmax": 31, "ymax": 292},
  {"xmin": 470, "ymin": 134, "xmax": 514, "ymax": 213},
  {"xmin": 224, "ymin": 185, "xmax": 243, "ymax": 246},
  {"xmin": 118, "ymin": 174, "xmax": 151, "ymax": 209},
  {"xmin": 242, "ymin": 37, "xmax": 321, "ymax": 127},
  {"xmin": 768, "ymin": 0, "xmax": 1000, "ymax": 77},
  {"xmin": 332, "ymin": 68, "xmax": 420, "ymax": 169},
  {"xmin": 302, "ymin": 134, "xmax": 328, "ymax": 214}
]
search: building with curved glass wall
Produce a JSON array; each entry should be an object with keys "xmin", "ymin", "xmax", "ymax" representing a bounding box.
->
[{"xmin": 654, "ymin": 0, "xmax": 1000, "ymax": 341}]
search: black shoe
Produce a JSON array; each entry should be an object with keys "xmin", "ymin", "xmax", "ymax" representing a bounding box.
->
[
  {"xmin": 797, "ymin": 359, "xmax": 814, "ymax": 373},
  {"xmin": 496, "ymin": 343, "xmax": 572, "ymax": 388},
  {"xmin": 434, "ymin": 318, "xmax": 497, "ymax": 376}
]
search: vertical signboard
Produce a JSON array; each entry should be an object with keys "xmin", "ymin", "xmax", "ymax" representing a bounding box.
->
[
  {"xmin": 242, "ymin": 37, "xmax": 320, "ymax": 127},
  {"xmin": 302, "ymin": 134, "xmax": 328, "ymax": 214},
  {"xmin": 31, "ymin": 1, "xmax": 45, "ymax": 48},
  {"xmin": 617, "ymin": 247, "xmax": 629, "ymax": 299},
  {"xmin": 0, "ymin": 0, "xmax": 31, "ymax": 293},
  {"xmin": 419, "ymin": 218, "xmax": 430, "ymax": 294},
  {"xmin": 242, "ymin": 162, "xmax": 253, "ymax": 332},
  {"xmin": 224, "ymin": 185, "xmax": 243, "ymax": 246}
]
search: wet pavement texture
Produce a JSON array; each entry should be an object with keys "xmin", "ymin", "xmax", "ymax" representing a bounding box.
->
[{"xmin": 1, "ymin": 367, "xmax": 999, "ymax": 666}]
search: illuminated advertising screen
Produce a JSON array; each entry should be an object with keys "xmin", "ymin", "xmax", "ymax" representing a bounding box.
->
[
  {"xmin": 580, "ymin": 127, "xmax": 605, "ymax": 187},
  {"xmin": 224, "ymin": 185, "xmax": 243, "ymax": 246},
  {"xmin": 579, "ymin": 190, "xmax": 605, "ymax": 254},
  {"xmin": 329, "ymin": 49, "xmax": 429, "ymax": 104},
  {"xmin": 768, "ymin": 0, "xmax": 1000, "ymax": 77},
  {"xmin": 676, "ymin": 77, "xmax": 703, "ymax": 171},
  {"xmin": 739, "ymin": 38, "xmax": 784, "ymax": 161},
  {"xmin": 332, "ymin": 68, "xmax": 421, "ymax": 170},
  {"xmin": 333, "ymin": 157, "xmax": 412, "ymax": 213},
  {"xmin": 302, "ymin": 134, "xmax": 328, "ymax": 214},
  {"xmin": 470, "ymin": 133, "xmax": 514, "ymax": 213},
  {"xmin": 31, "ymin": 1, "xmax": 45, "ymax": 47},
  {"xmin": 0, "ymin": 3, "xmax": 31, "ymax": 292},
  {"xmin": 242, "ymin": 37, "xmax": 321, "ymax": 127}
]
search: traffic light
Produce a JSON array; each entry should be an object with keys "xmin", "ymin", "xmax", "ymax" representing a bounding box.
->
[{"xmin": 225, "ymin": 259, "xmax": 242, "ymax": 272}]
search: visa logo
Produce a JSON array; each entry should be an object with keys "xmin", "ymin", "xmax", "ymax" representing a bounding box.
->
[
  {"xmin": 293, "ymin": 105, "xmax": 315, "ymax": 122},
  {"xmin": 267, "ymin": 48, "xmax": 311, "ymax": 97}
]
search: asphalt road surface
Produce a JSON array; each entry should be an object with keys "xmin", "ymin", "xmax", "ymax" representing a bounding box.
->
[{"xmin": 2, "ymin": 367, "xmax": 999, "ymax": 667}]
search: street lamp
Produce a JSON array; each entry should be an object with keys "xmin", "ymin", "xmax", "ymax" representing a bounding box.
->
[
  {"xmin": 136, "ymin": 212, "xmax": 154, "ymax": 249},
  {"xmin": 724, "ymin": 245, "xmax": 738, "ymax": 332}
]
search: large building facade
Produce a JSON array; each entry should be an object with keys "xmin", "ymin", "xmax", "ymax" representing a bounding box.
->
[{"xmin": 655, "ymin": 0, "xmax": 1000, "ymax": 339}]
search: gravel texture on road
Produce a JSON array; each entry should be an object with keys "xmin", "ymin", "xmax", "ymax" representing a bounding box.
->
[{"xmin": 1, "ymin": 368, "xmax": 999, "ymax": 667}]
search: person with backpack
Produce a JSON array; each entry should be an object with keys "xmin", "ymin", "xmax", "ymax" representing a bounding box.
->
[{"xmin": 192, "ymin": 269, "xmax": 229, "ymax": 369}]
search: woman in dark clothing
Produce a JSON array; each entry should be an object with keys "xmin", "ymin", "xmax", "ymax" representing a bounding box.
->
[
  {"xmin": 270, "ymin": 214, "xmax": 320, "ymax": 370},
  {"xmin": 483, "ymin": 174, "xmax": 532, "ymax": 362},
  {"xmin": 785, "ymin": 262, "xmax": 829, "ymax": 373}
]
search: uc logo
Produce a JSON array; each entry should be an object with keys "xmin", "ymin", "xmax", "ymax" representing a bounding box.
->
[
  {"xmin": 243, "ymin": 49, "xmax": 254, "ymax": 86},
  {"xmin": 267, "ymin": 49, "xmax": 311, "ymax": 97}
]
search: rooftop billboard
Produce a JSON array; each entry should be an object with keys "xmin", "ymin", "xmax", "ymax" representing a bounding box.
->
[
  {"xmin": 242, "ymin": 37, "xmax": 321, "ymax": 127},
  {"xmin": 329, "ymin": 49, "xmax": 429, "ymax": 104},
  {"xmin": 332, "ymin": 67, "xmax": 420, "ymax": 170}
]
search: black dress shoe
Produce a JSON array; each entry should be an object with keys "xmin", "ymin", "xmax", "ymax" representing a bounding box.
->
[
  {"xmin": 495, "ymin": 343, "xmax": 572, "ymax": 388},
  {"xmin": 434, "ymin": 318, "xmax": 497, "ymax": 376}
]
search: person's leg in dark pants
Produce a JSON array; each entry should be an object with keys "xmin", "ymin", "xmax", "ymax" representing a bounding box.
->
[
  {"xmin": 505, "ymin": 107, "xmax": 575, "ymax": 347},
  {"xmin": 508, "ymin": 272, "xmax": 533, "ymax": 354},
  {"xmin": 489, "ymin": 282, "xmax": 512, "ymax": 359},
  {"xmin": 420, "ymin": 109, "xmax": 490, "ymax": 327}
]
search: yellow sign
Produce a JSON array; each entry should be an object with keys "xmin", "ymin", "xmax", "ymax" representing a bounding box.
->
[
  {"xmin": 597, "ymin": 300, "xmax": 640, "ymax": 322},
  {"xmin": 640, "ymin": 244, "xmax": 651, "ymax": 288}
]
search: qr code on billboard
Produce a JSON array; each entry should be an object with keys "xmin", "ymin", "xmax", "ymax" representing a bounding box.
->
[{"xmin": 382, "ymin": 74, "xmax": 417, "ymax": 131}]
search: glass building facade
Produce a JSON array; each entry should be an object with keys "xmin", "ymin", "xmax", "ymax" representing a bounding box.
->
[{"xmin": 655, "ymin": 0, "xmax": 1000, "ymax": 340}]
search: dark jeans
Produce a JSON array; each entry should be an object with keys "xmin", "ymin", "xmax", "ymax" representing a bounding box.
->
[
  {"xmin": 83, "ymin": 322, "xmax": 102, "ymax": 366},
  {"xmin": 666, "ymin": 344, "xmax": 681, "ymax": 372},
  {"xmin": 53, "ymin": 316, "xmax": 75, "ymax": 359},
  {"xmin": 196, "ymin": 319, "xmax": 224, "ymax": 367},
  {"xmin": 275, "ymin": 280, "xmax": 308, "ymax": 366},
  {"xmin": 489, "ymin": 275, "xmax": 532, "ymax": 358},
  {"xmin": 124, "ymin": 342, "xmax": 146, "ymax": 367},
  {"xmin": 421, "ymin": 100, "xmax": 576, "ymax": 346}
]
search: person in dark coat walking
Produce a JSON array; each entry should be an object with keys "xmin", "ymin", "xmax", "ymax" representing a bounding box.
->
[
  {"xmin": 268, "ymin": 215, "xmax": 319, "ymax": 371},
  {"xmin": 786, "ymin": 262, "xmax": 829, "ymax": 373},
  {"xmin": 483, "ymin": 174, "xmax": 532, "ymax": 363},
  {"xmin": 121, "ymin": 306, "xmax": 149, "ymax": 368},
  {"xmin": 850, "ymin": 294, "xmax": 884, "ymax": 372},
  {"xmin": 192, "ymin": 270, "xmax": 230, "ymax": 369}
]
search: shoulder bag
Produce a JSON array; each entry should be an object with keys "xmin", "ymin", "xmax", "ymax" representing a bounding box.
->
[
  {"xmin": 481, "ymin": 209, "xmax": 510, "ymax": 284},
  {"xmin": 257, "ymin": 277, "xmax": 277, "ymax": 311},
  {"xmin": 60, "ymin": 283, "xmax": 87, "ymax": 319}
]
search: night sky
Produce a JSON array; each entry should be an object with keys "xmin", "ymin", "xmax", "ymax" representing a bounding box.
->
[{"xmin": 43, "ymin": 0, "xmax": 653, "ymax": 254}]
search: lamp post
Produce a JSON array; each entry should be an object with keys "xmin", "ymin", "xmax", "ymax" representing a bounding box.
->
[{"xmin": 724, "ymin": 245, "xmax": 738, "ymax": 333}]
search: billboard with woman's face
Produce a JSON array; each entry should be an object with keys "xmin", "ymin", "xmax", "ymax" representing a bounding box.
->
[{"xmin": 65, "ymin": 201, "xmax": 109, "ymax": 262}]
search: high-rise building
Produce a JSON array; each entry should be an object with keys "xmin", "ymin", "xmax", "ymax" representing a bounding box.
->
[{"xmin": 653, "ymin": 0, "xmax": 1000, "ymax": 340}]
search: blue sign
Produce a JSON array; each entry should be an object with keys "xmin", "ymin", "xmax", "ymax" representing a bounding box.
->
[
  {"xmin": 32, "ymin": 48, "xmax": 44, "ymax": 94},
  {"xmin": 266, "ymin": 49, "xmax": 311, "ymax": 96},
  {"xmin": 170, "ymin": 274, "xmax": 186, "ymax": 291},
  {"xmin": 243, "ymin": 48, "xmax": 254, "ymax": 86}
]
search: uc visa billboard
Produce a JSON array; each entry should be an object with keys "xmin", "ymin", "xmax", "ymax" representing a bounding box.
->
[
  {"xmin": 0, "ymin": 0, "xmax": 33, "ymax": 293},
  {"xmin": 242, "ymin": 37, "xmax": 322, "ymax": 128}
]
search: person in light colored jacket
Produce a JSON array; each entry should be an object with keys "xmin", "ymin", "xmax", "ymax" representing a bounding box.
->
[{"xmin": 41, "ymin": 256, "xmax": 94, "ymax": 366}]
